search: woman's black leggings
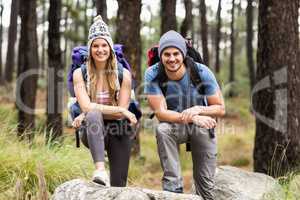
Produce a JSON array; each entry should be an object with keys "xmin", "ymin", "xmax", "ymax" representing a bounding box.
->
[{"xmin": 80, "ymin": 111, "xmax": 133, "ymax": 187}]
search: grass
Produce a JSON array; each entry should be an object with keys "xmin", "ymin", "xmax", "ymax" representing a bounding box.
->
[
  {"xmin": 0, "ymin": 99, "xmax": 255, "ymax": 198},
  {"xmin": 0, "ymin": 117, "xmax": 94, "ymax": 199},
  {"xmin": 0, "ymin": 83, "xmax": 299, "ymax": 199}
]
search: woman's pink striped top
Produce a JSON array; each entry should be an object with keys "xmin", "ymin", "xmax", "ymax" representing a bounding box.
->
[{"xmin": 96, "ymin": 91, "xmax": 112, "ymax": 105}]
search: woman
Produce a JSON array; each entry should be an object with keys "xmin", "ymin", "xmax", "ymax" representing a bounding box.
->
[{"xmin": 72, "ymin": 15, "xmax": 137, "ymax": 187}]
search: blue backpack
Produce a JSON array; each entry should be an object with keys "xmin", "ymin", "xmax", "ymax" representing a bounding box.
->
[{"xmin": 67, "ymin": 44, "xmax": 142, "ymax": 123}]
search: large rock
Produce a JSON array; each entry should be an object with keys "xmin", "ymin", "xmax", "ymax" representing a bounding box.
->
[
  {"xmin": 213, "ymin": 166, "xmax": 285, "ymax": 200},
  {"xmin": 51, "ymin": 166, "xmax": 284, "ymax": 200},
  {"xmin": 51, "ymin": 179, "xmax": 202, "ymax": 200}
]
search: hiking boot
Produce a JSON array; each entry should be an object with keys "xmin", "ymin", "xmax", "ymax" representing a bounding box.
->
[{"xmin": 92, "ymin": 170, "xmax": 110, "ymax": 186}]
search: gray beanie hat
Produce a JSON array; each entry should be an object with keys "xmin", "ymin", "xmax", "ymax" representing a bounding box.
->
[{"xmin": 158, "ymin": 30, "xmax": 187, "ymax": 58}]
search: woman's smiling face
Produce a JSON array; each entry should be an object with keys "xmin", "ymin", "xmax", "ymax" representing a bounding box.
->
[{"xmin": 91, "ymin": 38, "xmax": 111, "ymax": 64}]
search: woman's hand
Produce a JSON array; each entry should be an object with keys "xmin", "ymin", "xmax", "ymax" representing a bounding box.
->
[
  {"xmin": 72, "ymin": 113, "xmax": 85, "ymax": 128},
  {"xmin": 122, "ymin": 109, "xmax": 137, "ymax": 126},
  {"xmin": 192, "ymin": 115, "xmax": 216, "ymax": 129}
]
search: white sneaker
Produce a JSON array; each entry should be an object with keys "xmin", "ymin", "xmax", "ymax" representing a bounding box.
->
[{"xmin": 92, "ymin": 170, "xmax": 110, "ymax": 186}]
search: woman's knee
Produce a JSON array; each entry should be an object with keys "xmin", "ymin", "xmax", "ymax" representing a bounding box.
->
[
  {"xmin": 85, "ymin": 111, "xmax": 103, "ymax": 123},
  {"xmin": 85, "ymin": 111, "xmax": 105, "ymax": 138}
]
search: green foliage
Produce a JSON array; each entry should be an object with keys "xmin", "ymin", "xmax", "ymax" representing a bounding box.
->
[
  {"xmin": 276, "ymin": 172, "xmax": 300, "ymax": 200},
  {"xmin": 140, "ymin": 13, "xmax": 161, "ymax": 76},
  {"xmin": 287, "ymin": 174, "xmax": 300, "ymax": 199},
  {"xmin": 216, "ymin": 48, "xmax": 253, "ymax": 116},
  {"xmin": 0, "ymin": 105, "xmax": 17, "ymax": 125},
  {"xmin": 37, "ymin": 77, "xmax": 47, "ymax": 89},
  {"xmin": 0, "ymin": 121, "xmax": 93, "ymax": 199},
  {"xmin": 230, "ymin": 157, "xmax": 250, "ymax": 167}
]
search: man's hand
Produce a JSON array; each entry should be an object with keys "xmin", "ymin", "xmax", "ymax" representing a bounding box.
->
[
  {"xmin": 192, "ymin": 115, "xmax": 216, "ymax": 129},
  {"xmin": 181, "ymin": 106, "xmax": 202, "ymax": 123}
]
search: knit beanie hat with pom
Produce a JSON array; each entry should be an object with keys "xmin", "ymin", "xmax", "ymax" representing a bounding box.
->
[{"xmin": 87, "ymin": 15, "xmax": 113, "ymax": 53}]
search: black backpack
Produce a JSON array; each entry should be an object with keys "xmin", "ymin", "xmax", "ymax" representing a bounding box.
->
[{"xmin": 147, "ymin": 44, "xmax": 206, "ymax": 98}]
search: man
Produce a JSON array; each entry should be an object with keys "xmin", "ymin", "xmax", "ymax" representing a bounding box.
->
[{"xmin": 144, "ymin": 30, "xmax": 225, "ymax": 200}]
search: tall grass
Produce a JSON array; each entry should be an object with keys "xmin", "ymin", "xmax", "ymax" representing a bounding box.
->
[{"xmin": 0, "ymin": 118, "xmax": 93, "ymax": 199}]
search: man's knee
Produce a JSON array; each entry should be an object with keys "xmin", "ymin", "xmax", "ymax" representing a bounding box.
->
[
  {"xmin": 193, "ymin": 152, "xmax": 217, "ymax": 178},
  {"xmin": 156, "ymin": 122, "xmax": 172, "ymax": 138}
]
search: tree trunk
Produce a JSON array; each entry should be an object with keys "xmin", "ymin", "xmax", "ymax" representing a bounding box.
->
[
  {"xmin": 84, "ymin": 0, "xmax": 89, "ymax": 40},
  {"xmin": 63, "ymin": 0, "xmax": 70, "ymax": 69},
  {"xmin": 160, "ymin": 0, "xmax": 177, "ymax": 35},
  {"xmin": 237, "ymin": 0, "xmax": 243, "ymax": 16},
  {"xmin": 73, "ymin": 0, "xmax": 80, "ymax": 46},
  {"xmin": 253, "ymin": 0, "xmax": 300, "ymax": 177},
  {"xmin": 47, "ymin": 0, "xmax": 63, "ymax": 141},
  {"xmin": 115, "ymin": 0, "xmax": 142, "ymax": 87},
  {"xmin": 16, "ymin": 0, "xmax": 39, "ymax": 138},
  {"xmin": 215, "ymin": 0, "xmax": 222, "ymax": 74},
  {"xmin": 115, "ymin": 0, "xmax": 142, "ymax": 156},
  {"xmin": 95, "ymin": 0, "xmax": 107, "ymax": 23},
  {"xmin": 180, "ymin": 0, "xmax": 193, "ymax": 38},
  {"xmin": 0, "ymin": 2, "xmax": 3, "ymax": 82},
  {"xmin": 4, "ymin": 0, "xmax": 19, "ymax": 82},
  {"xmin": 199, "ymin": 0, "xmax": 209, "ymax": 66},
  {"xmin": 246, "ymin": 0, "xmax": 255, "ymax": 90},
  {"xmin": 41, "ymin": 0, "xmax": 46, "ymax": 73},
  {"xmin": 228, "ymin": 0, "xmax": 236, "ymax": 97}
]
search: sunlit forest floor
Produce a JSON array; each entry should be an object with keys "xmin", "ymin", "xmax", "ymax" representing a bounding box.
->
[{"xmin": 0, "ymin": 85, "xmax": 298, "ymax": 199}]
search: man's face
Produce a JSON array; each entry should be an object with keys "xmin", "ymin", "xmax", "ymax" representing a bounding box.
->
[{"xmin": 161, "ymin": 47, "xmax": 184, "ymax": 73}]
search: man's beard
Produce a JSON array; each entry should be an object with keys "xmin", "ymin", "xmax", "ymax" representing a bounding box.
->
[{"xmin": 165, "ymin": 63, "xmax": 183, "ymax": 73}]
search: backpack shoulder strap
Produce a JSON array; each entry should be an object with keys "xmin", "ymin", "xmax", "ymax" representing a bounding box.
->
[
  {"xmin": 185, "ymin": 56, "xmax": 207, "ymax": 106},
  {"xmin": 80, "ymin": 64, "xmax": 88, "ymax": 83},
  {"xmin": 154, "ymin": 62, "xmax": 168, "ymax": 96},
  {"xmin": 117, "ymin": 62, "xmax": 124, "ymax": 86}
]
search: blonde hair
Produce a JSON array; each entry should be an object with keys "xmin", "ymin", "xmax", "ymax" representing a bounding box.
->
[{"xmin": 86, "ymin": 47, "xmax": 119, "ymax": 106}]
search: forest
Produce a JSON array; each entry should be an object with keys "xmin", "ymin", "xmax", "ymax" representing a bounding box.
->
[{"xmin": 0, "ymin": 0, "xmax": 299, "ymax": 199}]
